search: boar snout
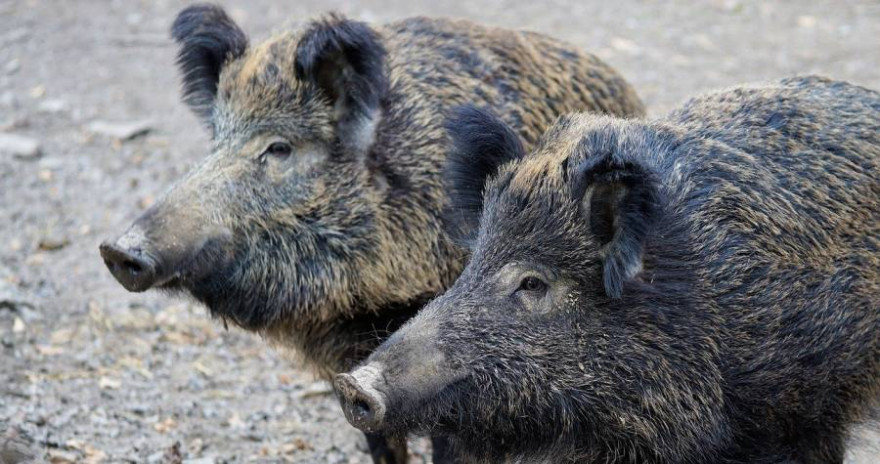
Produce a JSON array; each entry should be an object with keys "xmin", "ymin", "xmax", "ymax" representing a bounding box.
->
[
  {"xmin": 100, "ymin": 201, "xmax": 233, "ymax": 293},
  {"xmin": 336, "ymin": 363, "xmax": 389, "ymax": 433},
  {"xmin": 99, "ymin": 227, "xmax": 160, "ymax": 292}
]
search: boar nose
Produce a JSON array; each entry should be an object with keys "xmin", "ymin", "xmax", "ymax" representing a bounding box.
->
[
  {"xmin": 99, "ymin": 230, "xmax": 159, "ymax": 292},
  {"xmin": 335, "ymin": 366, "xmax": 388, "ymax": 433}
]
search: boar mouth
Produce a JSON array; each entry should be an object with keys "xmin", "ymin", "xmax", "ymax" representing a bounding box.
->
[{"xmin": 101, "ymin": 227, "xmax": 233, "ymax": 294}]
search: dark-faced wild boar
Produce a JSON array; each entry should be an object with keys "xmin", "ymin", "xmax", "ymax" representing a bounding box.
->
[
  {"xmin": 98, "ymin": 4, "xmax": 644, "ymax": 462},
  {"xmin": 336, "ymin": 76, "xmax": 880, "ymax": 463}
]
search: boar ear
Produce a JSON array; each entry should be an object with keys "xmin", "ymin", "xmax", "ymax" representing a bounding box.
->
[
  {"xmin": 443, "ymin": 105, "xmax": 525, "ymax": 245},
  {"xmin": 171, "ymin": 4, "xmax": 248, "ymax": 124},
  {"xmin": 295, "ymin": 14, "xmax": 388, "ymax": 156},
  {"xmin": 572, "ymin": 148, "xmax": 660, "ymax": 299}
]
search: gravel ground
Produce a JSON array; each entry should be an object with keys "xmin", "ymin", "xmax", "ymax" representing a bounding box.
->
[{"xmin": 1, "ymin": 0, "xmax": 879, "ymax": 462}]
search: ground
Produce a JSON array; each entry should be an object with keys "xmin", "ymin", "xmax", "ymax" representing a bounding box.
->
[{"xmin": 1, "ymin": 0, "xmax": 879, "ymax": 462}]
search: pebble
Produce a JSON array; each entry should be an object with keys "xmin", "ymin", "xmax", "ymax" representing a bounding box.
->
[
  {"xmin": 146, "ymin": 451, "xmax": 165, "ymax": 464},
  {"xmin": 38, "ymin": 235, "xmax": 70, "ymax": 251},
  {"xmin": 0, "ymin": 279, "xmax": 36, "ymax": 313},
  {"xmin": 182, "ymin": 458, "xmax": 216, "ymax": 464},
  {"xmin": 1, "ymin": 429, "xmax": 44, "ymax": 464},
  {"xmin": 38, "ymin": 99, "xmax": 67, "ymax": 114},
  {"xmin": 29, "ymin": 85, "xmax": 45, "ymax": 99},
  {"xmin": 0, "ymin": 28, "xmax": 29, "ymax": 46},
  {"xmin": 0, "ymin": 91, "xmax": 15, "ymax": 107},
  {"xmin": 610, "ymin": 37, "xmax": 641, "ymax": 55},
  {"xmin": 0, "ymin": 133, "xmax": 41, "ymax": 160},
  {"xmin": 4, "ymin": 58, "xmax": 20, "ymax": 74},
  {"xmin": 86, "ymin": 119, "xmax": 153, "ymax": 141}
]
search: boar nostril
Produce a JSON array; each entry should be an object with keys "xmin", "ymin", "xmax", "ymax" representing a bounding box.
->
[
  {"xmin": 122, "ymin": 259, "xmax": 144, "ymax": 275},
  {"xmin": 99, "ymin": 240, "xmax": 158, "ymax": 292},
  {"xmin": 354, "ymin": 399, "xmax": 372, "ymax": 418}
]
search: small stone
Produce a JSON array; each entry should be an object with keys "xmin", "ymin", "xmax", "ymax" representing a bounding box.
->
[
  {"xmin": 182, "ymin": 458, "xmax": 216, "ymax": 464},
  {"xmin": 0, "ymin": 133, "xmax": 41, "ymax": 160},
  {"xmin": 138, "ymin": 194, "xmax": 155, "ymax": 210},
  {"xmin": 15, "ymin": 305, "xmax": 41, "ymax": 323},
  {"xmin": 25, "ymin": 253, "xmax": 46, "ymax": 266},
  {"xmin": 2, "ymin": 428, "xmax": 45, "ymax": 463},
  {"xmin": 126, "ymin": 13, "xmax": 143, "ymax": 25},
  {"xmin": 29, "ymin": 85, "xmax": 45, "ymax": 99},
  {"xmin": 98, "ymin": 377, "xmax": 121, "ymax": 390},
  {"xmin": 37, "ymin": 99, "xmax": 67, "ymax": 114},
  {"xmin": 797, "ymin": 15, "xmax": 817, "ymax": 28},
  {"xmin": 38, "ymin": 235, "xmax": 70, "ymax": 251},
  {"xmin": 4, "ymin": 58, "xmax": 20, "ymax": 74},
  {"xmin": 610, "ymin": 37, "xmax": 641, "ymax": 55},
  {"xmin": 1, "ymin": 28, "xmax": 29, "ymax": 46},
  {"xmin": 146, "ymin": 451, "xmax": 165, "ymax": 464},
  {"xmin": 0, "ymin": 91, "xmax": 15, "ymax": 107},
  {"xmin": 48, "ymin": 449, "xmax": 80, "ymax": 464},
  {"xmin": 0, "ymin": 279, "xmax": 36, "ymax": 313},
  {"xmin": 86, "ymin": 119, "xmax": 153, "ymax": 141},
  {"xmin": 153, "ymin": 417, "xmax": 176, "ymax": 433},
  {"xmin": 12, "ymin": 317, "xmax": 25, "ymax": 333},
  {"xmin": 187, "ymin": 438, "xmax": 205, "ymax": 456},
  {"xmin": 38, "ymin": 157, "xmax": 64, "ymax": 170}
]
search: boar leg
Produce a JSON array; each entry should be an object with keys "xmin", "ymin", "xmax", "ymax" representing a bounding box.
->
[{"xmin": 365, "ymin": 433, "xmax": 407, "ymax": 464}]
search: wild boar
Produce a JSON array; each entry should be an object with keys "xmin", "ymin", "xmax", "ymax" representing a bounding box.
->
[
  {"xmin": 99, "ymin": 4, "xmax": 645, "ymax": 462},
  {"xmin": 337, "ymin": 76, "xmax": 880, "ymax": 463}
]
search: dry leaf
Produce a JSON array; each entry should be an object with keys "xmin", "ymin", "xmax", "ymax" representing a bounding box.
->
[
  {"xmin": 297, "ymin": 382, "xmax": 333, "ymax": 400},
  {"xmin": 50, "ymin": 328, "xmax": 75, "ymax": 345},
  {"xmin": 83, "ymin": 444, "xmax": 107, "ymax": 464},
  {"xmin": 48, "ymin": 449, "xmax": 79, "ymax": 464},
  {"xmin": 118, "ymin": 357, "xmax": 153, "ymax": 380},
  {"xmin": 153, "ymin": 417, "xmax": 177, "ymax": 434},
  {"xmin": 35, "ymin": 344, "xmax": 65, "ymax": 356},
  {"xmin": 29, "ymin": 85, "xmax": 46, "ymax": 99},
  {"xmin": 193, "ymin": 361, "xmax": 213, "ymax": 378},
  {"xmin": 226, "ymin": 413, "xmax": 245, "ymax": 429}
]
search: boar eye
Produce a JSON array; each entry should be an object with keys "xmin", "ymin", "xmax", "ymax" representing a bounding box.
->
[
  {"xmin": 518, "ymin": 276, "xmax": 547, "ymax": 294},
  {"xmin": 260, "ymin": 141, "xmax": 292, "ymax": 162}
]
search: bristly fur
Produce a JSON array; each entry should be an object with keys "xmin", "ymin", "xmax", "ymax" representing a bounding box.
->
[
  {"xmin": 443, "ymin": 105, "xmax": 526, "ymax": 247},
  {"xmin": 353, "ymin": 76, "xmax": 880, "ymax": 463},
  {"xmin": 171, "ymin": 3, "xmax": 248, "ymax": 124},
  {"xmin": 111, "ymin": 7, "xmax": 646, "ymax": 463}
]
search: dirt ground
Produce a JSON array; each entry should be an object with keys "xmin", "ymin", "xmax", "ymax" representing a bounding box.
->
[{"xmin": 1, "ymin": 0, "xmax": 879, "ymax": 462}]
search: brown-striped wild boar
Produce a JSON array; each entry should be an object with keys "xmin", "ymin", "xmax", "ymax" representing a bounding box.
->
[
  {"xmin": 98, "ymin": 4, "xmax": 644, "ymax": 462},
  {"xmin": 337, "ymin": 76, "xmax": 880, "ymax": 463}
]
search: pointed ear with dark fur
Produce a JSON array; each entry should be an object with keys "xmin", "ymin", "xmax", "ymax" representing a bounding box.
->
[
  {"xmin": 571, "ymin": 146, "xmax": 660, "ymax": 299},
  {"xmin": 294, "ymin": 14, "xmax": 388, "ymax": 157},
  {"xmin": 171, "ymin": 4, "xmax": 248, "ymax": 124},
  {"xmin": 443, "ymin": 105, "xmax": 525, "ymax": 246}
]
